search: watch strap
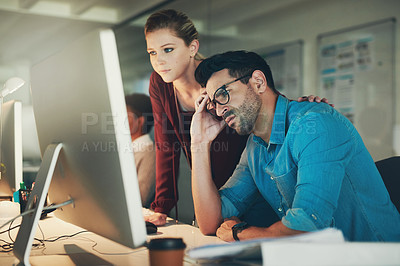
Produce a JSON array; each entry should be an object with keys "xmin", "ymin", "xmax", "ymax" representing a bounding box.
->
[{"xmin": 232, "ymin": 222, "xmax": 248, "ymax": 241}]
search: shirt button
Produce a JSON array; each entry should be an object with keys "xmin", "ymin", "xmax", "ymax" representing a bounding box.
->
[
  {"xmin": 278, "ymin": 207, "xmax": 283, "ymax": 212},
  {"xmin": 311, "ymin": 214, "xmax": 318, "ymax": 220},
  {"xmin": 270, "ymin": 176, "xmax": 274, "ymax": 180}
]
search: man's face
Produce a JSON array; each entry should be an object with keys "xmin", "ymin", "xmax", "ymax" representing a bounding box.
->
[
  {"xmin": 126, "ymin": 106, "xmax": 142, "ymax": 136},
  {"xmin": 205, "ymin": 69, "xmax": 261, "ymax": 135}
]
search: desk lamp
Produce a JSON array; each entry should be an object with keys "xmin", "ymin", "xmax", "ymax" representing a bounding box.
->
[{"xmin": 0, "ymin": 77, "xmax": 25, "ymax": 180}]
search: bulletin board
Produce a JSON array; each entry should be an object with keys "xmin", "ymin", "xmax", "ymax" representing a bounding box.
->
[
  {"xmin": 254, "ymin": 40, "xmax": 303, "ymax": 100},
  {"xmin": 317, "ymin": 18, "xmax": 395, "ymax": 161}
]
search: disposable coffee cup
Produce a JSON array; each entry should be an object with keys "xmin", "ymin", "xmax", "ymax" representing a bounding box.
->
[{"xmin": 148, "ymin": 238, "xmax": 186, "ymax": 266}]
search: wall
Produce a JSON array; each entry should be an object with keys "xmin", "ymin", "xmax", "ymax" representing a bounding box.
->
[{"xmin": 240, "ymin": 0, "xmax": 400, "ymax": 154}]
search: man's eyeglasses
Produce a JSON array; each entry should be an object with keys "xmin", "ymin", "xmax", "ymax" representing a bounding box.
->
[{"xmin": 206, "ymin": 74, "xmax": 251, "ymax": 119}]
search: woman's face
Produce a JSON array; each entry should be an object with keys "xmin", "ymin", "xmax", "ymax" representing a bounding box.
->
[{"xmin": 146, "ymin": 29, "xmax": 193, "ymax": 83}]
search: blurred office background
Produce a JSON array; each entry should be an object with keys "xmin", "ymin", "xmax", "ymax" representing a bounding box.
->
[{"xmin": 0, "ymin": 0, "xmax": 399, "ymax": 222}]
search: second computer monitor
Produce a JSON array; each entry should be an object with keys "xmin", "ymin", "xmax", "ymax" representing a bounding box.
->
[{"xmin": 0, "ymin": 100, "xmax": 23, "ymax": 199}]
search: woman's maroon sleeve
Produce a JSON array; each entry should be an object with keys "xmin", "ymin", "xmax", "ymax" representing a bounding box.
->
[{"xmin": 148, "ymin": 73, "xmax": 181, "ymax": 215}]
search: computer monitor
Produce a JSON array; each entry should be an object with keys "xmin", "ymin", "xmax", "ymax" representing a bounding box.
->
[
  {"xmin": 13, "ymin": 28, "xmax": 146, "ymax": 265},
  {"xmin": 21, "ymin": 104, "xmax": 41, "ymax": 162},
  {"xmin": 0, "ymin": 100, "xmax": 23, "ymax": 199}
]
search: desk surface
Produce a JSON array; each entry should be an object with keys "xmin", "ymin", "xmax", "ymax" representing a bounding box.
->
[
  {"xmin": 3, "ymin": 212, "xmax": 399, "ymax": 266},
  {"xmin": 0, "ymin": 212, "xmax": 227, "ymax": 266}
]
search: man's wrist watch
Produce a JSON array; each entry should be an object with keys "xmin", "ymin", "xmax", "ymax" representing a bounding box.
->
[{"xmin": 232, "ymin": 222, "xmax": 249, "ymax": 241}]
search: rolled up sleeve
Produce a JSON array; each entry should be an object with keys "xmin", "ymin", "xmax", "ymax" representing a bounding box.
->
[
  {"xmin": 285, "ymin": 111, "xmax": 355, "ymax": 231},
  {"xmin": 282, "ymin": 208, "xmax": 319, "ymax": 231},
  {"xmin": 219, "ymin": 146, "xmax": 259, "ymax": 219}
]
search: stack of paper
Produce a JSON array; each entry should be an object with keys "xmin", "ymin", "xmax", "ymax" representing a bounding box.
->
[{"xmin": 187, "ymin": 228, "xmax": 344, "ymax": 261}]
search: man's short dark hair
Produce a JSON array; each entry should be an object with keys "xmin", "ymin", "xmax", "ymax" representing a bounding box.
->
[
  {"xmin": 125, "ymin": 93, "xmax": 154, "ymax": 134},
  {"xmin": 195, "ymin": 50, "xmax": 277, "ymax": 93}
]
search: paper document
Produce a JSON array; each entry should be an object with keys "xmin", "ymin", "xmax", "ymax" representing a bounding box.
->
[
  {"xmin": 262, "ymin": 242, "xmax": 400, "ymax": 266},
  {"xmin": 187, "ymin": 228, "xmax": 344, "ymax": 261}
]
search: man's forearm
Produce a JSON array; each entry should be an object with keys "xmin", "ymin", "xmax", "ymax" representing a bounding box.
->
[
  {"xmin": 235, "ymin": 221, "xmax": 305, "ymax": 241},
  {"xmin": 191, "ymin": 143, "xmax": 223, "ymax": 235}
]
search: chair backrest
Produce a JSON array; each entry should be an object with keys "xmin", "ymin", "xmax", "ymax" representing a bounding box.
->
[{"xmin": 375, "ymin": 156, "xmax": 400, "ymax": 212}]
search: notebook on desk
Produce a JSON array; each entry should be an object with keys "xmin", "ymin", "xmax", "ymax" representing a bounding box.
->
[{"xmin": 187, "ymin": 228, "xmax": 345, "ymax": 261}]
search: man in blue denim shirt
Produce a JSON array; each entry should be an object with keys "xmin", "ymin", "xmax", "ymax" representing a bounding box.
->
[{"xmin": 190, "ymin": 50, "xmax": 400, "ymax": 242}]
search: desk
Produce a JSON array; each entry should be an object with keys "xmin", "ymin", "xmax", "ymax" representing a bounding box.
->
[
  {"xmin": 3, "ymin": 213, "xmax": 399, "ymax": 266},
  {"xmin": 0, "ymin": 213, "xmax": 226, "ymax": 266}
]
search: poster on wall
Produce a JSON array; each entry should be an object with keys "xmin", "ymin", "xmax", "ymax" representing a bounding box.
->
[
  {"xmin": 319, "ymin": 36, "xmax": 376, "ymax": 122},
  {"xmin": 317, "ymin": 18, "xmax": 395, "ymax": 161},
  {"xmin": 254, "ymin": 40, "xmax": 303, "ymax": 100}
]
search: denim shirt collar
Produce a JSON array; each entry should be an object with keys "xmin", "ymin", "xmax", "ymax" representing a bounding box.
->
[{"xmin": 252, "ymin": 95, "xmax": 289, "ymax": 148}]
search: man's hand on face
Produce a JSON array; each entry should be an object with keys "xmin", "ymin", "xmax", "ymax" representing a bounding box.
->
[
  {"xmin": 190, "ymin": 91, "xmax": 226, "ymax": 148},
  {"xmin": 216, "ymin": 216, "xmax": 242, "ymax": 242}
]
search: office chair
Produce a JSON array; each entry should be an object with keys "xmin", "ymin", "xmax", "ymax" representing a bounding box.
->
[{"xmin": 375, "ymin": 156, "xmax": 400, "ymax": 212}]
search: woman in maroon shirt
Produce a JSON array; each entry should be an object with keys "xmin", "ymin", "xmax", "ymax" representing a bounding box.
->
[
  {"xmin": 144, "ymin": 9, "xmax": 329, "ymax": 226},
  {"xmin": 145, "ymin": 10, "xmax": 247, "ymax": 225}
]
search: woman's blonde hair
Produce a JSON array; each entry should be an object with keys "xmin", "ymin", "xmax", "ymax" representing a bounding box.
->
[{"xmin": 145, "ymin": 9, "xmax": 204, "ymax": 60}]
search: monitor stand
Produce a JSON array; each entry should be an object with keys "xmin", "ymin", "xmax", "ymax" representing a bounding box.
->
[{"xmin": 13, "ymin": 143, "xmax": 63, "ymax": 266}]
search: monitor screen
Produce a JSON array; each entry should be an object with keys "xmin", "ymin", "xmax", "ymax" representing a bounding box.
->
[
  {"xmin": 21, "ymin": 104, "xmax": 41, "ymax": 163},
  {"xmin": 13, "ymin": 28, "xmax": 146, "ymax": 264},
  {"xmin": 0, "ymin": 100, "xmax": 23, "ymax": 198}
]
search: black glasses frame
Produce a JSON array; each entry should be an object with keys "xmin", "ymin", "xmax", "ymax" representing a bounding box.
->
[{"xmin": 206, "ymin": 74, "xmax": 251, "ymax": 119}]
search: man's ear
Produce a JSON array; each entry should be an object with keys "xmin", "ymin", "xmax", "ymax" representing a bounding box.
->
[
  {"xmin": 251, "ymin": 70, "xmax": 267, "ymax": 94},
  {"xmin": 189, "ymin": 39, "xmax": 200, "ymax": 57}
]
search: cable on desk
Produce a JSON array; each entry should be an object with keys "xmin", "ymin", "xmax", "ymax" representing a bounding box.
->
[
  {"xmin": 0, "ymin": 238, "xmax": 14, "ymax": 252},
  {"xmin": 3, "ymin": 210, "xmax": 46, "ymax": 251},
  {"xmin": 0, "ymin": 220, "xmax": 16, "ymax": 253},
  {"xmin": 90, "ymin": 239, "xmax": 148, "ymax": 256},
  {"xmin": 0, "ymin": 199, "xmax": 74, "ymax": 252},
  {"xmin": 30, "ymin": 222, "xmax": 46, "ymax": 250},
  {"xmin": 28, "ymin": 229, "xmax": 90, "ymax": 255},
  {"xmin": 0, "ymin": 199, "xmax": 147, "ymax": 256},
  {"xmin": 35, "ymin": 230, "xmax": 89, "ymax": 243},
  {"xmin": 0, "ymin": 199, "xmax": 74, "ymax": 231},
  {"xmin": 0, "ymin": 224, "xmax": 19, "ymax": 235},
  {"xmin": 0, "ymin": 201, "xmax": 73, "ymax": 234}
]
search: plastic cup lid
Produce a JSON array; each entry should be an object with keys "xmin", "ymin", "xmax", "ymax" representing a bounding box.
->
[{"xmin": 148, "ymin": 238, "xmax": 186, "ymax": 250}]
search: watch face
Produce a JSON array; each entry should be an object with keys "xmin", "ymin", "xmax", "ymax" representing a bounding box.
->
[{"xmin": 233, "ymin": 222, "xmax": 248, "ymax": 230}]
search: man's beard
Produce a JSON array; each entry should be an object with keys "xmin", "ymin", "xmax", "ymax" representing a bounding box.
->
[{"xmin": 224, "ymin": 86, "xmax": 262, "ymax": 135}]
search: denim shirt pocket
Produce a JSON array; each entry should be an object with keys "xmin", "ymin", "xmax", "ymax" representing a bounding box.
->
[{"xmin": 271, "ymin": 166, "xmax": 297, "ymax": 207}]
